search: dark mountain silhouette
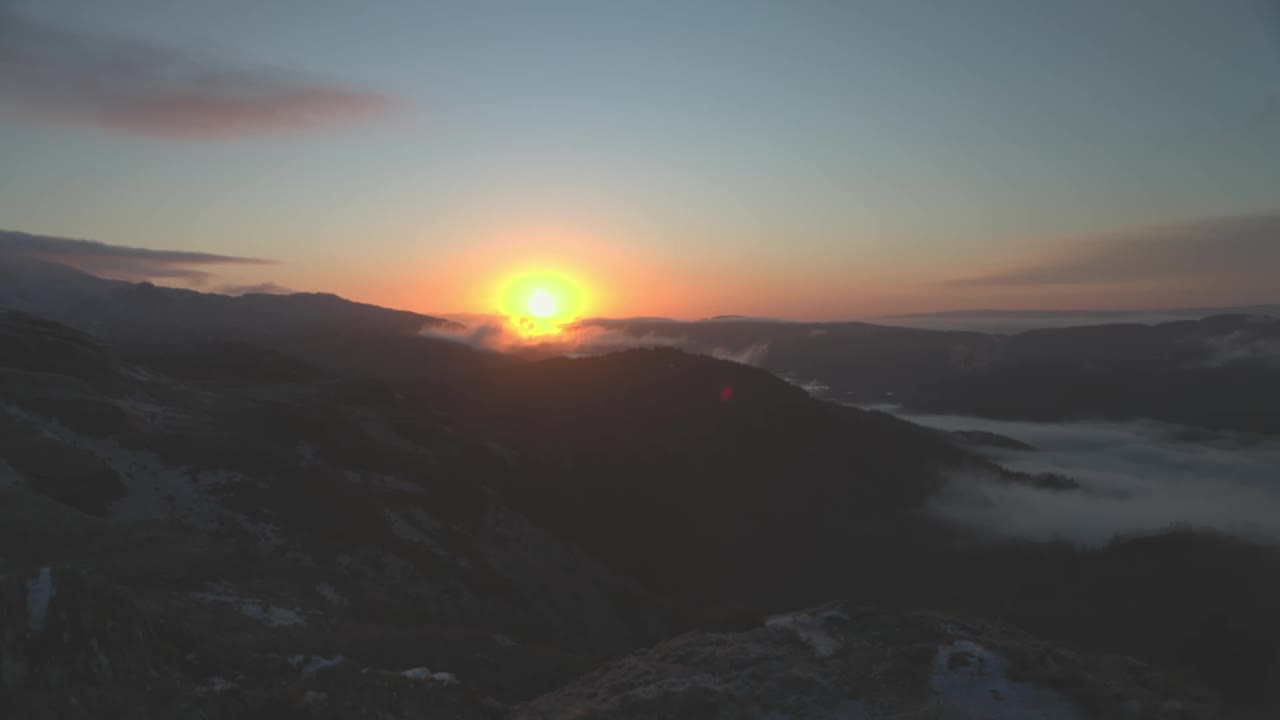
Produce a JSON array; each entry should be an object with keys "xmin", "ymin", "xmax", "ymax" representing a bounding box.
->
[
  {"xmin": 882, "ymin": 305, "xmax": 1280, "ymax": 322},
  {"xmin": 903, "ymin": 315, "xmax": 1280, "ymax": 431},
  {"xmin": 0, "ymin": 255, "xmax": 492, "ymax": 380},
  {"xmin": 427, "ymin": 348, "xmax": 991, "ymax": 607},
  {"xmin": 586, "ymin": 313, "xmax": 1280, "ymax": 432},
  {"xmin": 0, "ymin": 255, "xmax": 453, "ymax": 339}
]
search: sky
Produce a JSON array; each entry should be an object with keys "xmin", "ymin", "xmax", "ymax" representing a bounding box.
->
[{"xmin": 2, "ymin": 0, "xmax": 1279, "ymax": 319}]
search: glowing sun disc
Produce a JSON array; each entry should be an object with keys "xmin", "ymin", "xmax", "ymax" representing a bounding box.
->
[
  {"xmin": 527, "ymin": 288, "xmax": 557, "ymax": 318},
  {"xmin": 497, "ymin": 270, "xmax": 587, "ymax": 337}
]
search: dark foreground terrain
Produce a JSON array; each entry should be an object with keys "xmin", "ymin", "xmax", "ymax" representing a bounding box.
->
[{"xmin": 2, "ymin": 267, "xmax": 1279, "ymax": 718}]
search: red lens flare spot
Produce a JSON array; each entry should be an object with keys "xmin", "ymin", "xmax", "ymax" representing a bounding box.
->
[{"xmin": 720, "ymin": 385, "xmax": 734, "ymax": 402}]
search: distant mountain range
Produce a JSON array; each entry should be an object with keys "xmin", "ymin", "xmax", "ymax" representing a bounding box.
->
[
  {"xmin": 582, "ymin": 312, "xmax": 1280, "ymax": 433},
  {"xmin": 590, "ymin": 303, "xmax": 1280, "ymax": 331},
  {"xmin": 6, "ymin": 253, "xmax": 1279, "ymax": 433},
  {"xmin": 876, "ymin": 305, "xmax": 1280, "ymax": 333},
  {"xmin": 883, "ymin": 305, "xmax": 1280, "ymax": 320},
  {"xmin": 0, "ymin": 255, "xmax": 486, "ymax": 380}
]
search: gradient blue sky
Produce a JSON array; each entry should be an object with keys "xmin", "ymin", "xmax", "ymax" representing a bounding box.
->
[{"xmin": 2, "ymin": 0, "xmax": 1278, "ymax": 318}]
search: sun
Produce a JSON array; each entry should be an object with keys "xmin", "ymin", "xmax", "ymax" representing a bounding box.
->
[
  {"xmin": 527, "ymin": 288, "xmax": 557, "ymax": 318},
  {"xmin": 497, "ymin": 270, "xmax": 587, "ymax": 337}
]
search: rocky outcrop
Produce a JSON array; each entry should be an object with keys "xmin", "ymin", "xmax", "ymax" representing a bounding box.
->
[
  {"xmin": 514, "ymin": 601, "xmax": 1223, "ymax": 720},
  {"xmin": 0, "ymin": 572, "xmax": 1228, "ymax": 720}
]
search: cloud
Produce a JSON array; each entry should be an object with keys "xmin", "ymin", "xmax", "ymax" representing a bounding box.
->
[
  {"xmin": 420, "ymin": 319, "xmax": 513, "ymax": 352},
  {"xmin": 464, "ymin": 320, "xmax": 774, "ymax": 365},
  {"xmin": 886, "ymin": 409, "xmax": 1280, "ymax": 547},
  {"xmin": 710, "ymin": 342, "xmax": 769, "ymax": 366},
  {"xmin": 942, "ymin": 213, "xmax": 1280, "ymax": 290},
  {"xmin": 0, "ymin": 229, "xmax": 272, "ymax": 283},
  {"xmin": 421, "ymin": 315, "xmax": 691, "ymax": 355},
  {"xmin": 1198, "ymin": 325, "xmax": 1280, "ymax": 368},
  {"xmin": 573, "ymin": 327, "xmax": 689, "ymax": 353},
  {"xmin": 0, "ymin": 13, "xmax": 402, "ymax": 138},
  {"xmin": 216, "ymin": 282, "xmax": 294, "ymax": 296},
  {"xmin": 423, "ymin": 318, "xmax": 779, "ymax": 371}
]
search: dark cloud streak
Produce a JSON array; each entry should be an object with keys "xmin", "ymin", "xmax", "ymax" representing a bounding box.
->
[
  {"xmin": 0, "ymin": 229, "xmax": 272, "ymax": 284},
  {"xmin": 942, "ymin": 212, "xmax": 1280, "ymax": 290},
  {"xmin": 0, "ymin": 12, "xmax": 402, "ymax": 138}
]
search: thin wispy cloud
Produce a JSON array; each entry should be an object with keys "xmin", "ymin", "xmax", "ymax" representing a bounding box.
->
[
  {"xmin": 0, "ymin": 229, "xmax": 272, "ymax": 283},
  {"xmin": 0, "ymin": 13, "xmax": 402, "ymax": 139},
  {"xmin": 216, "ymin": 282, "xmax": 294, "ymax": 296},
  {"xmin": 942, "ymin": 213, "xmax": 1280, "ymax": 290}
]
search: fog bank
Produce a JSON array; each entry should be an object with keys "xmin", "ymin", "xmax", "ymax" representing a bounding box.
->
[{"xmin": 875, "ymin": 408, "xmax": 1280, "ymax": 546}]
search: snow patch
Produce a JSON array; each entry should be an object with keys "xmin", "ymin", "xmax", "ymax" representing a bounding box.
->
[
  {"xmin": 832, "ymin": 698, "xmax": 868, "ymax": 720},
  {"xmin": 380, "ymin": 475, "xmax": 426, "ymax": 494},
  {"xmin": 385, "ymin": 508, "xmax": 442, "ymax": 550},
  {"xmin": 385, "ymin": 507, "xmax": 469, "ymax": 567},
  {"xmin": 930, "ymin": 640, "xmax": 1077, "ymax": 719},
  {"xmin": 289, "ymin": 654, "xmax": 346, "ymax": 674},
  {"xmin": 315, "ymin": 582, "xmax": 347, "ymax": 606},
  {"xmin": 359, "ymin": 418, "xmax": 433, "ymax": 455},
  {"xmin": 296, "ymin": 443, "xmax": 318, "ymax": 464},
  {"xmin": 400, "ymin": 667, "xmax": 460, "ymax": 685},
  {"xmin": 195, "ymin": 676, "xmax": 239, "ymax": 696},
  {"xmin": 0, "ymin": 460, "xmax": 20, "ymax": 489},
  {"xmin": 764, "ymin": 607, "xmax": 849, "ymax": 658},
  {"xmin": 344, "ymin": 470, "xmax": 425, "ymax": 495},
  {"xmin": 258, "ymin": 605, "xmax": 304, "ymax": 626},
  {"xmin": 25, "ymin": 566, "xmax": 55, "ymax": 633},
  {"xmin": 224, "ymin": 512, "xmax": 284, "ymax": 552},
  {"xmin": 191, "ymin": 590, "xmax": 306, "ymax": 627},
  {"xmin": 0, "ymin": 399, "xmax": 233, "ymax": 528}
]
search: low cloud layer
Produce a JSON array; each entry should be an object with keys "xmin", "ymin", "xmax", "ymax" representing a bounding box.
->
[
  {"xmin": 423, "ymin": 316, "xmax": 687, "ymax": 354},
  {"xmin": 216, "ymin": 282, "xmax": 294, "ymax": 296},
  {"xmin": 943, "ymin": 213, "xmax": 1280, "ymax": 294},
  {"xmin": 423, "ymin": 315, "xmax": 768, "ymax": 365},
  {"xmin": 710, "ymin": 342, "xmax": 770, "ymax": 366},
  {"xmin": 1199, "ymin": 327, "xmax": 1280, "ymax": 369},
  {"xmin": 0, "ymin": 229, "xmax": 272, "ymax": 283},
  {"xmin": 0, "ymin": 13, "xmax": 401, "ymax": 138},
  {"xmin": 882, "ymin": 409, "xmax": 1280, "ymax": 547},
  {"xmin": 879, "ymin": 308, "xmax": 1280, "ymax": 334}
]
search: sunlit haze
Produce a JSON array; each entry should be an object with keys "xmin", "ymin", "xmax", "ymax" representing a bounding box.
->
[
  {"xmin": 497, "ymin": 269, "xmax": 588, "ymax": 336},
  {"xmin": 2, "ymin": 0, "xmax": 1278, "ymax": 318}
]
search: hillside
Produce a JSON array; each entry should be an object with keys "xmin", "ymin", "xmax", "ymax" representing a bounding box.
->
[
  {"xmin": 583, "ymin": 314, "xmax": 1280, "ymax": 432},
  {"xmin": 0, "ymin": 255, "xmax": 487, "ymax": 380},
  {"xmin": 1, "ymin": 307, "xmax": 1277, "ymax": 715}
]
